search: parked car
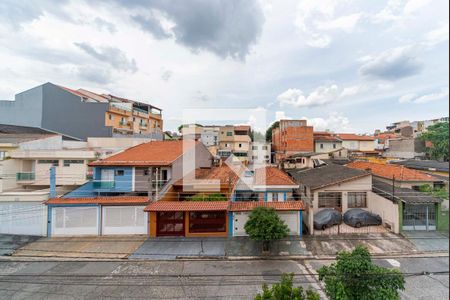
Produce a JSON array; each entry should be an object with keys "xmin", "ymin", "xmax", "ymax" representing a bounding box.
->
[
  {"xmin": 343, "ymin": 209, "xmax": 382, "ymax": 228},
  {"xmin": 314, "ymin": 208, "xmax": 342, "ymax": 230}
]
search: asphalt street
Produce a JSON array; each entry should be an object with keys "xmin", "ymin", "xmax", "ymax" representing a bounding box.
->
[{"xmin": 0, "ymin": 256, "xmax": 447, "ymax": 299}]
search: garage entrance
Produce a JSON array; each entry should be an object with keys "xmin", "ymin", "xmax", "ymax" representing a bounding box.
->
[
  {"xmin": 157, "ymin": 212, "xmax": 185, "ymax": 236},
  {"xmin": 403, "ymin": 203, "xmax": 436, "ymax": 231},
  {"xmin": 102, "ymin": 206, "xmax": 147, "ymax": 235},
  {"xmin": 52, "ymin": 206, "xmax": 99, "ymax": 236}
]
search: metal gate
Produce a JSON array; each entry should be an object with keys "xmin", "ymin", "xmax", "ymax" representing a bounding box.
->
[
  {"xmin": 156, "ymin": 212, "xmax": 185, "ymax": 236},
  {"xmin": 403, "ymin": 204, "xmax": 436, "ymax": 231}
]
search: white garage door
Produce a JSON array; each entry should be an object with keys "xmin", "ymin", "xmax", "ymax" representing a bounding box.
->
[
  {"xmin": 102, "ymin": 206, "xmax": 147, "ymax": 235},
  {"xmin": 278, "ymin": 211, "xmax": 299, "ymax": 235},
  {"xmin": 0, "ymin": 202, "xmax": 46, "ymax": 236},
  {"xmin": 52, "ymin": 206, "xmax": 99, "ymax": 236},
  {"xmin": 232, "ymin": 211, "xmax": 300, "ymax": 236}
]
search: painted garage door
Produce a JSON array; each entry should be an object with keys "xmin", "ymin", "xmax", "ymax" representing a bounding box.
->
[
  {"xmin": 52, "ymin": 206, "xmax": 99, "ymax": 236},
  {"xmin": 102, "ymin": 206, "xmax": 147, "ymax": 235},
  {"xmin": 0, "ymin": 202, "xmax": 47, "ymax": 236},
  {"xmin": 233, "ymin": 211, "xmax": 300, "ymax": 236}
]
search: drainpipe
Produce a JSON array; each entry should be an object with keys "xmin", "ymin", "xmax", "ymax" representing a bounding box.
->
[
  {"xmin": 148, "ymin": 167, "xmax": 153, "ymax": 201},
  {"xmin": 49, "ymin": 166, "xmax": 56, "ymax": 198}
]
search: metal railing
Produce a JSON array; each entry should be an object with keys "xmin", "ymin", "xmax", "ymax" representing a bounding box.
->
[
  {"xmin": 16, "ymin": 172, "xmax": 35, "ymax": 181},
  {"xmin": 93, "ymin": 180, "xmax": 115, "ymax": 189}
]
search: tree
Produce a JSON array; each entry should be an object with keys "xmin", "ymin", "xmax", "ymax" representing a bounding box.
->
[
  {"xmin": 265, "ymin": 121, "xmax": 280, "ymax": 142},
  {"xmin": 251, "ymin": 130, "xmax": 265, "ymax": 142},
  {"xmin": 244, "ymin": 207, "xmax": 289, "ymax": 252},
  {"xmin": 419, "ymin": 184, "xmax": 449, "ymax": 200},
  {"xmin": 318, "ymin": 245, "xmax": 405, "ymax": 300},
  {"xmin": 420, "ymin": 122, "xmax": 449, "ymax": 161},
  {"xmin": 189, "ymin": 193, "xmax": 227, "ymax": 201},
  {"xmin": 255, "ymin": 273, "xmax": 320, "ymax": 300}
]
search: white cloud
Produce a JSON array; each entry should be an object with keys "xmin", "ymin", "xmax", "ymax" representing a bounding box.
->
[
  {"xmin": 425, "ymin": 22, "xmax": 449, "ymax": 46},
  {"xmin": 373, "ymin": 0, "xmax": 432, "ymax": 23},
  {"xmin": 295, "ymin": 0, "xmax": 362, "ymax": 48},
  {"xmin": 398, "ymin": 87, "xmax": 449, "ymax": 103},
  {"xmin": 359, "ymin": 45, "xmax": 423, "ymax": 80},
  {"xmin": 277, "ymin": 84, "xmax": 339, "ymax": 108},
  {"xmin": 275, "ymin": 111, "xmax": 292, "ymax": 121},
  {"xmin": 302, "ymin": 112, "xmax": 352, "ymax": 132}
]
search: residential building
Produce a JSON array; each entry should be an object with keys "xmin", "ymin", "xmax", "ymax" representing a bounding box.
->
[
  {"xmin": 218, "ymin": 125, "xmax": 252, "ymax": 164},
  {"xmin": 180, "ymin": 124, "xmax": 203, "ymax": 141},
  {"xmin": 201, "ymin": 126, "xmax": 220, "ymax": 147},
  {"xmin": 45, "ymin": 140, "xmax": 214, "ymax": 236},
  {"xmin": 374, "ymin": 132, "xmax": 398, "ymax": 150},
  {"xmin": 383, "ymin": 137, "xmax": 426, "ymax": 159},
  {"xmin": 287, "ymin": 164, "xmax": 401, "ymax": 234},
  {"xmin": 335, "ymin": 133, "xmax": 375, "ymax": 153},
  {"xmin": 346, "ymin": 161, "xmax": 444, "ymax": 190},
  {"xmin": 0, "ymin": 82, "xmax": 163, "ymax": 141},
  {"xmin": 313, "ymin": 132, "xmax": 343, "ymax": 153},
  {"xmin": 372, "ymin": 179, "xmax": 444, "ymax": 231},
  {"xmin": 386, "ymin": 117, "xmax": 449, "ymax": 137},
  {"xmin": 251, "ymin": 142, "xmax": 271, "ymax": 166},
  {"xmin": 230, "ymin": 166, "xmax": 303, "ymax": 236},
  {"xmin": 272, "ymin": 120, "xmax": 314, "ymax": 162},
  {"xmin": 281, "ymin": 152, "xmax": 327, "ymax": 170},
  {"xmin": 389, "ymin": 159, "xmax": 449, "ymax": 175}
]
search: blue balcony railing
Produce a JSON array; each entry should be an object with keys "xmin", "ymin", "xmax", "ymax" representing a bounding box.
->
[{"xmin": 93, "ymin": 180, "xmax": 115, "ymax": 189}]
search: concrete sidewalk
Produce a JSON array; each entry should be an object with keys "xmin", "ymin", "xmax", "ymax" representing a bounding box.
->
[
  {"xmin": 402, "ymin": 231, "xmax": 449, "ymax": 252},
  {"xmin": 0, "ymin": 235, "xmax": 41, "ymax": 256},
  {"xmin": 12, "ymin": 236, "xmax": 147, "ymax": 259}
]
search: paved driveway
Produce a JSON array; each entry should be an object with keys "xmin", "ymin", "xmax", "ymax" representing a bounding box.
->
[
  {"xmin": 130, "ymin": 237, "xmax": 226, "ymax": 259},
  {"xmin": 402, "ymin": 231, "xmax": 449, "ymax": 252},
  {"xmin": 0, "ymin": 235, "xmax": 41, "ymax": 256}
]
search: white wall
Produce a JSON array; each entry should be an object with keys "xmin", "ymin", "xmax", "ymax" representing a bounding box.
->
[
  {"xmin": 368, "ymin": 192, "xmax": 399, "ymax": 233},
  {"xmin": 19, "ymin": 135, "xmax": 62, "ymax": 150},
  {"xmin": 0, "ymin": 159, "xmax": 21, "ymax": 192},
  {"xmin": 315, "ymin": 141, "xmax": 342, "ymax": 153}
]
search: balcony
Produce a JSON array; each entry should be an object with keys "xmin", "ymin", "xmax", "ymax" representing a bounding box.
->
[
  {"xmin": 93, "ymin": 180, "xmax": 115, "ymax": 189},
  {"xmin": 108, "ymin": 105, "xmax": 132, "ymax": 116},
  {"xmin": 16, "ymin": 172, "xmax": 35, "ymax": 181},
  {"xmin": 119, "ymin": 120, "xmax": 128, "ymax": 126}
]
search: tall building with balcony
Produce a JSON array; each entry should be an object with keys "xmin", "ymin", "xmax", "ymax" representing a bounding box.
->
[
  {"xmin": 0, "ymin": 82, "xmax": 163, "ymax": 141},
  {"xmin": 272, "ymin": 119, "xmax": 314, "ymax": 162},
  {"xmin": 218, "ymin": 125, "xmax": 252, "ymax": 165}
]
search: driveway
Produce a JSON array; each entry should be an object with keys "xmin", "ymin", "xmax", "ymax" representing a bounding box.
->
[
  {"xmin": 130, "ymin": 237, "xmax": 226, "ymax": 259},
  {"xmin": 0, "ymin": 235, "xmax": 41, "ymax": 256},
  {"xmin": 13, "ymin": 236, "xmax": 147, "ymax": 259},
  {"xmin": 402, "ymin": 231, "xmax": 449, "ymax": 252}
]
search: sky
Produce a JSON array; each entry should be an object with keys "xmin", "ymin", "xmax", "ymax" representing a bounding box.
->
[{"xmin": 0, "ymin": 0, "xmax": 448, "ymax": 134}]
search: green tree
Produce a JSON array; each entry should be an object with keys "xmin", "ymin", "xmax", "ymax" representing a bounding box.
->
[
  {"xmin": 419, "ymin": 184, "xmax": 449, "ymax": 200},
  {"xmin": 420, "ymin": 122, "xmax": 449, "ymax": 161},
  {"xmin": 255, "ymin": 273, "xmax": 320, "ymax": 300},
  {"xmin": 251, "ymin": 130, "xmax": 265, "ymax": 142},
  {"xmin": 244, "ymin": 207, "xmax": 289, "ymax": 252},
  {"xmin": 265, "ymin": 121, "xmax": 280, "ymax": 142},
  {"xmin": 318, "ymin": 245, "xmax": 405, "ymax": 300}
]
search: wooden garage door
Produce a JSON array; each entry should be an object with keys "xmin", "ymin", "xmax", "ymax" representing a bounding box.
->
[
  {"xmin": 102, "ymin": 206, "xmax": 147, "ymax": 235},
  {"xmin": 157, "ymin": 212, "xmax": 185, "ymax": 236},
  {"xmin": 52, "ymin": 207, "xmax": 99, "ymax": 236},
  {"xmin": 0, "ymin": 202, "xmax": 46, "ymax": 236}
]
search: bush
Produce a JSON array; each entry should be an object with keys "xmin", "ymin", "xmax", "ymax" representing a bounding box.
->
[
  {"xmin": 255, "ymin": 273, "xmax": 320, "ymax": 300},
  {"xmin": 188, "ymin": 193, "xmax": 227, "ymax": 201}
]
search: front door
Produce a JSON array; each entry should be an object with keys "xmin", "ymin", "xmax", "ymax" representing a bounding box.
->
[{"xmin": 156, "ymin": 212, "xmax": 185, "ymax": 236}]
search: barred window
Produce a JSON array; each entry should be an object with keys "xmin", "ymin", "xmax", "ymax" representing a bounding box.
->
[
  {"xmin": 348, "ymin": 192, "xmax": 367, "ymax": 208},
  {"xmin": 318, "ymin": 192, "xmax": 342, "ymax": 208}
]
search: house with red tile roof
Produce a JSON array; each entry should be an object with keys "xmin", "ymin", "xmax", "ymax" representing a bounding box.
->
[
  {"xmin": 45, "ymin": 140, "xmax": 213, "ymax": 236},
  {"xmin": 313, "ymin": 132, "xmax": 343, "ymax": 154},
  {"xmin": 346, "ymin": 161, "xmax": 442, "ymax": 189},
  {"xmin": 335, "ymin": 133, "xmax": 376, "ymax": 154}
]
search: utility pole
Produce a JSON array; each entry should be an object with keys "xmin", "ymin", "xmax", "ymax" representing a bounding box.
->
[
  {"xmin": 155, "ymin": 167, "xmax": 159, "ymax": 200},
  {"xmin": 392, "ymin": 175, "xmax": 395, "ymax": 202},
  {"xmin": 148, "ymin": 167, "xmax": 153, "ymax": 201}
]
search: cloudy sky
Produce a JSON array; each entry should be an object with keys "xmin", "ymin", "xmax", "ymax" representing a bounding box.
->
[{"xmin": 0, "ymin": 0, "xmax": 448, "ymax": 133}]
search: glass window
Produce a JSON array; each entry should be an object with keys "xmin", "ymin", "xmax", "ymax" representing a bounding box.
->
[
  {"xmin": 189, "ymin": 211, "xmax": 226, "ymax": 233},
  {"xmin": 320, "ymin": 143, "xmax": 324, "ymax": 149},
  {"xmin": 318, "ymin": 192, "xmax": 342, "ymax": 208},
  {"xmin": 226, "ymin": 132, "xmax": 233, "ymax": 136},
  {"xmin": 333, "ymin": 144, "xmax": 336, "ymax": 149},
  {"xmin": 252, "ymin": 146, "xmax": 257, "ymax": 150},
  {"xmin": 63, "ymin": 160, "xmax": 84, "ymax": 167},
  {"xmin": 348, "ymin": 192, "xmax": 367, "ymax": 208},
  {"xmin": 115, "ymin": 170, "xmax": 125, "ymax": 176},
  {"xmin": 109, "ymin": 114, "xmax": 113, "ymax": 120},
  {"xmin": 262, "ymin": 146, "xmax": 268, "ymax": 150},
  {"xmin": 38, "ymin": 160, "xmax": 59, "ymax": 166},
  {"xmin": 238, "ymin": 143, "xmax": 242, "ymax": 148}
]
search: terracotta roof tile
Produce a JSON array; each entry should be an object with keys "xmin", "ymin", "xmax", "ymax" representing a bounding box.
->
[
  {"xmin": 173, "ymin": 165, "xmax": 244, "ymax": 187},
  {"xmin": 229, "ymin": 201, "xmax": 305, "ymax": 211},
  {"xmin": 336, "ymin": 133, "xmax": 375, "ymax": 141},
  {"xmin": 90, "ymin": 140, "xmax": 199, "ymax": 166},
  {"xmin": 254, "ymin": 167, "xmax": 298, "ymax": 186},
  {"xmin": 314, "ymin": 135, "xmax": 342, "ymax": 142},
  {"xmin": 144, "ymin": 201, "xmax": 229, "ymax": 211},
  {"xmin": 46, "ymin": 196, "xmax": 149, "ymax": 205},
  {"xmin": 346, "ymin": 161, "xmax": 439, "ymax": 182}
]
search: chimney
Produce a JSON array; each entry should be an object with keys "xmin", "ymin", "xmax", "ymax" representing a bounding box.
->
[{"xmin": 49, "ymin": 166, "xmax": 56, "ymax": 198}]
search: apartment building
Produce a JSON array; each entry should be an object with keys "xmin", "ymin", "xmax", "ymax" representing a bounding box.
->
[
  {"xmin": 251, "ymin": 142, "xmax": 271, "ymax": 166},
  {"xmin": 313, "ymin": 132, "xmax": 343, "ymax": 153},
  {"xmin": 335, "ymin": 133, "xmax": 376, "ymax": 156},
  {"xmin": 218, "ymin": 125, "xmax": 252, "ymax": 164},
  {"xmin": 0, "ymin": 82, "xmax": 163, "ymax": 141},
  {"xmin": 201, "ymin": 126, "xmax": 220, "ymax": 147},
  {"xmin": 386, "ymin": 117, "xmax": 449, "ymax": 137},
  {"xmin": 272, "ymin": 120, "xmax": 314, "ymax": 162}
]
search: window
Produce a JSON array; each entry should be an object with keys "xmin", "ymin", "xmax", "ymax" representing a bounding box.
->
[
  {"xmin": 252, "ymin": 146, "xmax": 258, "ymax": 150},
  {"xmin": 318, "ymin": 192, "xmax": 342, "ymax": 208},
  {"xmin": 38, "ymin": 160, "xmax": 59, "ymax": 166},
  {"xmin": 238, "ymin": 143, "xmax": 242, "ymax": 148},
  {"xmin": 333, "ymin": 143, "xmax": 337, "ymax": 149},
  {"xmin": 63, "ymin": 160, "xmax": 84, "ymax": 167},
  {"xmin": 320, "ymin": 143, "xmax": 324, "ymax": 149},
  {"xmin": 348, "ymin": 192, "xmax": 367, "ymax": 208},
  {"xmin": 133, "ymin": 117, "xmax": 136, "ymax": 121},
  {"xmin": 226, "ymin": 131, "xmax": 233, "ymax": 136},
  {"xmin": 272, "ymin": 193, "xmax": 279, "ymax": 202},
  {"xmin": 109, "ymin": 114, "xmax": 113, "ymax": 120},
  {"xmin": 115, "ymin": 170, "xmax": 125, "ymax": 176},
  {"xmin": 189, "ymin": 211, "xmax": 226, "ymax": 233},
  {"xmin": 262, "ymin": 146, "xmax": 268, "ymax": 150},
  {"xmin": 0, "ymin": 151, "xmax": 6, "ymax": 160}
]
